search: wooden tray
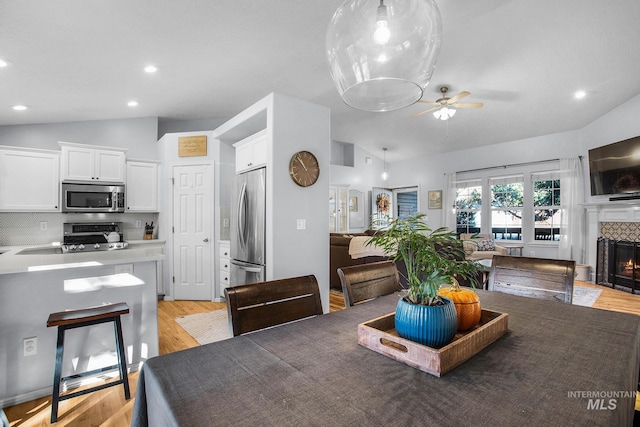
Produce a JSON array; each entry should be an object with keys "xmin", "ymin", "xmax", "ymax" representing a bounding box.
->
[{"xmin": 358, "ymin": 309, "xmax": 508, "ymax": 377}]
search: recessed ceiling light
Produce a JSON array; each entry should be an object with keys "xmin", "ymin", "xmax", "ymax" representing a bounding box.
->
[
  {"xmin": 0, "ymin": 59, "xmax": 9, "ymax": 68},
  {"xmin": 144, "ymin": 65, "xmax": 157, "ymax": 73},
  {"xmin": 11, "ymin": 105, "xmax": 29, "ymax": 111},
  {"xmin": 574, "ymin": 90, "xmax": 586, "ymax": 99},
  {"xmin": 128, "ymin": 100, "xmax": 138, "ymax": 107}
]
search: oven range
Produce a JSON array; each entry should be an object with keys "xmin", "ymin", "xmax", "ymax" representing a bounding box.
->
[{"xmin": 62, "ymin": 222, "xmax": 128, "ymax": 253}]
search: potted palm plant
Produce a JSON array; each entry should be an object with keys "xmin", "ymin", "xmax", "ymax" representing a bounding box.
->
[{"xmin": 367, "ymin": 213, "xmax": 481, "ymax": 347}]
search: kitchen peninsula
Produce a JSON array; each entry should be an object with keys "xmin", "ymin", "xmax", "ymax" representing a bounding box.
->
[{"xmin": 0, "ymin": 243, "xmax": 163, "ymax": 406}]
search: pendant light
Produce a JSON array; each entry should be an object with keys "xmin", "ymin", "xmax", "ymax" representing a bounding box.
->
[
  {"xmin": 382, "ymin": 148, "xmax": 388, "ymax": 181},
  {"xmin": 326, "ymin": 0, "xmax": 442, "ymax": 112}
]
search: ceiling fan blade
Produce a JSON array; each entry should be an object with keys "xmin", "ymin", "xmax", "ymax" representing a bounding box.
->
[
  {"xmin": 447, "ymin": 90, "xmax": 470, "ymax": 104},
  {"xmin": 451, "ymin": 102, "xmax": 484, "ymax": 109},
  {"xmin": 411, "ymin": 106, "xmax": 440, "ymax": 118},
  {"xmin": 417, "ymin": 100, "xmax": 438, "ymax": 105}
]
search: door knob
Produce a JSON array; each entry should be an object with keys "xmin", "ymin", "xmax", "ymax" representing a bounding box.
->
[{"xmin": 203, "ymin": 238, "xmax": 209, "ymax": 243}]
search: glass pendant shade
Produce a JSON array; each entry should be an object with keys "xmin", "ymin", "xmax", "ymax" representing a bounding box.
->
[
  {"xmin": 433, "ymin": 107, "xmax": 456, "ymax": 120},
  {"xmin": 326, "ymin": 0, "xmax": 442, "ymax": 112}
]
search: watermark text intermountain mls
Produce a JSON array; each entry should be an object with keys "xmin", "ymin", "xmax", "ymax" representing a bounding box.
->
[{"xmin": 568, "ymin": 390, "xmax": 637, "ymax": 410}]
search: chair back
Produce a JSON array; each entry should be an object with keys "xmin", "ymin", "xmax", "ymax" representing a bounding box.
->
[
  {"xmin": 224, "ymin": 275, "xmax": 323, "ymax": 337},
  {"xmin": 337, "ymin": 261, "xmax": 402, "ymax": 307},
  {"xmin": 487, "ymin": 255, "xmax": 575, "ymax": 303}
]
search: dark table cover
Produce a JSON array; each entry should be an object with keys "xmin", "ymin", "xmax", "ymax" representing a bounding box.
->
[{"xmin": 132, "ymin": 290, "xmax": 640, "ymax": 426}]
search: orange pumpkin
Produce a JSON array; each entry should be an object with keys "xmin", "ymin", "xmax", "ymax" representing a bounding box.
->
[{"xmin": 437, "ymin": 279, "xmax": 481, "ymax": 331}]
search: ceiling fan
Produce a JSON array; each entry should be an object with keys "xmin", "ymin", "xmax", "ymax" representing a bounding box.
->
[{"xmin": 411, "ymin": 86, "xmax": 484, "ymax": 120}]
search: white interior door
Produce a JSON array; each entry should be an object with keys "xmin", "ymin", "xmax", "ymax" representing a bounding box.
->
[{"xmin": 172, "ymin": 164, "xmax": 213, "ymax": 300}]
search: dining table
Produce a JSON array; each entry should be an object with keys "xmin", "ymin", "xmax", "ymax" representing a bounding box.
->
[{"xmin": 131, "ymin": 289, "xmax": 640, "ymax": 426}]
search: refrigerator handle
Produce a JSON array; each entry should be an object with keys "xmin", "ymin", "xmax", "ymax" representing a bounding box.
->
[
  {"xmin": 237, "ymin": 182, "xmax": 247, "ymax": 252},
  {"xmin": 230, "ymin": 260, "xmax": 263, "ymax": 273}
]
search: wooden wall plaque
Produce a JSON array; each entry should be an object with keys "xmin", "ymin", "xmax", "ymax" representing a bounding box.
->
[{"xmin": 178, "ymin": 135, "xmax": 207, "ymax": 157}]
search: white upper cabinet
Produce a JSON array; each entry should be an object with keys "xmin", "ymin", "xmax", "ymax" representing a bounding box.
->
[
  {"xmin": 0, "ymin": 147, "xmax": 60, "ymax": 211},
  {"xmin": 126, "ymin": 160, "xmax": 159, "ymax": 212},
  {"xmin": 233, "ymin": 129, "xmax": 267, "ymax": 173},
  {"xmin": 59, "ymin": 142, "xmax": 126, "ymax": 183}
]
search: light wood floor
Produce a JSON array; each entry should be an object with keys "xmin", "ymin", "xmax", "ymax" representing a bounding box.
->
[{"xmin": 5, "ymin": 281, "xmax": 640, "ymax": 426}]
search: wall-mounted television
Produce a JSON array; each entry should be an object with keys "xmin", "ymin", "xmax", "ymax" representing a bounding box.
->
[{"xmin": 589, "ymin": 136, "xmax": 640, "ymax": 197}]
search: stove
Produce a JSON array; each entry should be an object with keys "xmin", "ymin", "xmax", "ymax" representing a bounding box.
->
[{"xmin": 62, "ymin": 222, "xmax": 128, "ymax": 253}]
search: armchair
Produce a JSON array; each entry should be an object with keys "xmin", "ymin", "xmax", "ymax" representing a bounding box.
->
[{"xmin": 460, "ymin": 234, "xmax": 508, "ymax": 260}]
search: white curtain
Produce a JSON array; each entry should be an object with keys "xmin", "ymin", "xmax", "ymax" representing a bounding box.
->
[
  {"xmin": 442, "ymin": 172, "xmax": 457, "ymax": 231},
  {"xmin": 558, "ymin": 158, "xmax": 585, "ymax": 263}
]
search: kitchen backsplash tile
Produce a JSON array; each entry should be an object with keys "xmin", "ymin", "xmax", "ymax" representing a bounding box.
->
[{"xmin": 0, "ymin": 212, "xmax": 159, "ymax": 246}]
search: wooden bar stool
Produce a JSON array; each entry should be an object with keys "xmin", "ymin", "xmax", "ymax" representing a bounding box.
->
[{"xmin": 46, "ymin": 302, "xmax": 131, "ymax": 423}]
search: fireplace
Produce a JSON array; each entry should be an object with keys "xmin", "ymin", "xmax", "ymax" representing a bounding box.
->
[{"xmin": 597, "ymin": 238, "xmax": 640, "ymax": 293}]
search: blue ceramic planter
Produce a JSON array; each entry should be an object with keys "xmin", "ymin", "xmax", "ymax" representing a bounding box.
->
[{"xmin": 394, "ymin": 297, "xmax": 458, "ymax": 348}]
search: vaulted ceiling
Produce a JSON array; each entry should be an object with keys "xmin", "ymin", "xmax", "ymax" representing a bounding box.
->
[{"xmin": 2, "ymin": 0, "xmax": 640, "ymax": 162}]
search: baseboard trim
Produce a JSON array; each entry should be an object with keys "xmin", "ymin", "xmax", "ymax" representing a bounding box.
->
[{"xmin": 0, "ymin": 362, "xmax": 142, "ymax": 408}]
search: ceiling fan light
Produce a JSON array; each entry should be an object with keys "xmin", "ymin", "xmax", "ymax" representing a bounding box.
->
[
  {"xmin": 326, "ymin": 0, "xmax": 443, "ymax": 112},
  {"xmin": 433, "ymin": 106, "xmax": 455, "ymax": 120}
]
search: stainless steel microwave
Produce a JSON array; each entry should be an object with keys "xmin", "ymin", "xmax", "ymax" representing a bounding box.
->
[{"xmin": 61, "ymin": 183, "xmax": 125, "ymax": 213}]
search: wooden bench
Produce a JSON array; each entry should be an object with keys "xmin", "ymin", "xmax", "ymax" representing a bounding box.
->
[{"xmin": 487, "ymin": 255, "xmax": 575, "ymax": 303}]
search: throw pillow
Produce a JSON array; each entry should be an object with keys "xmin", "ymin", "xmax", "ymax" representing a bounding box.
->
[
  {"xmin": 475, "ymin": 239, "xmax": 496, "ymax": 251},
  {"xmin": 462, "ymin": 241, "xmax": 477, "ymax": 255}
]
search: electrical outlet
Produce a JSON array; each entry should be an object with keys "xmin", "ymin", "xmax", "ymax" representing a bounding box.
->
[
  {"xmin": 135, "ymin": 220, "xmax": 142, "ymax": 229},
  {"xmin": 24, "ymin": 337, "xmax": 37, "ymax": 356},
  {"xmin": 530, "ymin": 251, "xmax": 535, "ymax": 256},
  {"xmin": 297, "ymin": 219, "xmax": 306, "ymax": 230},
  {"xmin": 40, "ymin": 221, "xmax": 48, "ymax": 231},
  {"xmin": 223, "ymin": 218, "xmax": 230, "ymax": 228}
]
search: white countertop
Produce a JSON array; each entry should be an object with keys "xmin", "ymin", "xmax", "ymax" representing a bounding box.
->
[{"xmin": 0, "ymin": 242, "xmax": 165, "ymax": 275}]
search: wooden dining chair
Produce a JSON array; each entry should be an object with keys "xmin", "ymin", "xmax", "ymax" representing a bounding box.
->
[
  {"xmin": 337, "ymin": 261, "xmax": 402, "ymax": 307},
  {"xmin": 487, "ymin": 255, "xmax": 575, "ymax": 303},
  {"xmin": 224, "ymin": 274, "xmax": 323, "ymax": 337}
]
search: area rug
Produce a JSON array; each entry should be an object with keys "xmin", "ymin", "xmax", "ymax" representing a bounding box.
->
[
  {"xmin": 175, "ymin": 309, "xmax": 230, "ymax": 345},
  {"xmin": 572, "ymin": 285, "xmax": 602, "ymax": 307}
]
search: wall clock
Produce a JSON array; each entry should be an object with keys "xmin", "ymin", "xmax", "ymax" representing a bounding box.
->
[{"xmin": 289, "ymin": 150, "xmax": 320, "ymax": 187}]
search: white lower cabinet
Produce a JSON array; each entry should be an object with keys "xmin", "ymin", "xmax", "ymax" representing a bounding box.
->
[{"xmin": 219, "ymin": 241, "xmax": 230, "ymax": 298}]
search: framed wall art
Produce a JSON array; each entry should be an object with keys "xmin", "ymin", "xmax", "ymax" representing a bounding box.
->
[
  {"xmin": 428, "ymin": 190, "xmax": 442, "ymax": 209},
  {"xmin": 349, "ymin": 189, "xmax": 365, "ymax": 229}
]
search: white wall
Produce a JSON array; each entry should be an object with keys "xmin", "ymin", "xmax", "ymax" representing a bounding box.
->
[
  {"xmin": 579, "ymin": 94, "xmax": 640, "ymax": 205},
  {"xmin": 330, "ymin": 144, "xmax": 388, "ymax": 232},
  {"xmin": 0, "ymin": 117, "xmax": 159, "ymax": 159},
  {"xmin": 269, "ymin": 94, "xmax": 331, "ymax": 312},
  {"xmin": 158, "ymin": 118, "xmax": 228, "ymax": 140},
  {"xmin": 377, "ymin": 93, "xmax": 640, "ymax": 265},
  {"xmin": 212, "ymin": 93, "xmax": 331, "ymax": 311}
]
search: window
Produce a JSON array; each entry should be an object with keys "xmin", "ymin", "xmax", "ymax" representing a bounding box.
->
[
  {"xmin": 490, "ymin": 175, "xmax": 523, "ymax": 241},
  {"xmin": 532, "ymin": 172, "xmax": 561, "ymax": 241},
  {"xmin": 452, "ymin": 165, "xmax": 563, "ymax": 244},
  {"xmin": 395, "ymin": 189, "xmax": 418, "ymax": 220},
  {"xmin": 455, "ymin": 180, "xmax": 482, "ymax": 235}
]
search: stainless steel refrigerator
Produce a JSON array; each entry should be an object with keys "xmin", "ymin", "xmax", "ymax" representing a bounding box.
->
[{"xmin": 230, "ymin": 167, "xmax": 266, "ymax": 286}]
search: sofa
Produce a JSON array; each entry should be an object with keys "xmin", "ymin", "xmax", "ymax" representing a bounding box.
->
[
  {"xmin": 460, "ymin": 233, "xmax": 508, "ymax": 260},
  {"xmin": 329, "ymin": 231, "xmax": 385, "ymax": 290}
]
